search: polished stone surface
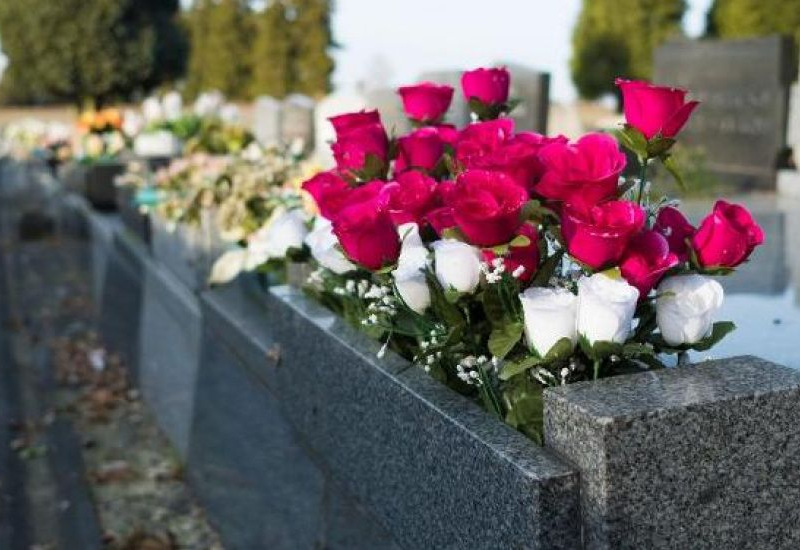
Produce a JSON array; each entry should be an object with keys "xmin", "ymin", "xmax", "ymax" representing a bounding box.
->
[
  {"xmin": 99, "ymin": 230, "xmax": 149, "ymax": 379},
  {"xmin": 544, "ymin": 356, "xmax": 800, "ymax": 549},
  {"xmin": 265, "ymin": 286, "xmax": 581, "ymax": 549},
  {"xmin": 83, "ymin": 207, "xmax": 122, "ymax": 308},
  {"xmin": 137, "ymin": 260, "xmax": 202, "ymax": 458},
  {"xmin": 150, "ymin": 213, "xmax": 211, "ymax": 291}
]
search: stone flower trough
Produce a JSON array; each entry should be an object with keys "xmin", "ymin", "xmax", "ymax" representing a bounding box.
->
[{"xmin": 78, "ymin": 192, "xmax": 800, "ymax": 548}]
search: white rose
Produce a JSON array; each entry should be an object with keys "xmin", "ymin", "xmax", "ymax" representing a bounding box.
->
[
  {"xmin": 122, "ymin": 110, "xmax": 144, "ymax": 138},
  {"xmin": 250, "ymin": 208, "xmax": 308, "ymax": 261},
  {"xmin": 162, "ymin": 91, "xmax": 183, "ymax": 121},
  {"xmin": 142, "ymin": 96, "xmax": 163, "ymax": 122},
  {"xmin": 392, "ymin": 224, "xmax": 430, "ymax": 314},
  {"xmin": 209, "ymin": 248, "xmax": 248, "ymax": 285},
  {"xmin": 577, "ymin": 273, "xmax": 639, "ymax": 345},
  {"xmin": 432, "ymin": 239, "xmax": 482, "ymax": 294},
  {"xmin": 519, "ymin": 287, "xmax": 578, "ymax": 357},
  {"xmin": 304, "ymin": 217, "xmax": 355, "ymax": 274},
  {"xmin": 656, "ymin": 274, "xmax": 724, "ymax": 346}
]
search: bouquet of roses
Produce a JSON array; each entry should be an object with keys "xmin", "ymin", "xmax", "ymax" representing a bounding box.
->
[{"xmin": 298, "ymin": 67, "xmax": 765, "ymax": 442}]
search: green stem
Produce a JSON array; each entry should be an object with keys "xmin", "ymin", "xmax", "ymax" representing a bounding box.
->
[
  {"xmin": 593, "ymin": 358, "xmax": 602, "ymax": 380},
  {"xmin": 636, "ymin": 157, "xmax": 649, "ymax": 205}
]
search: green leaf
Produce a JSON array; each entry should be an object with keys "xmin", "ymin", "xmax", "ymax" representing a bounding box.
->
[
  {"xmin": 661, "ymin": 154, "xmax": 686, "ymax": 191},
  {"xmin": 647, "ymin": 136, "xmax": 676, "ymax": 157},
  {"xmin": 691, "ymin": 321, "xmax": 736, "ymax": 352},
  {"xmin": 530, "ymin": 249, "xmax": 564, "ymax": 287},
  {"xmin": 444, "ymin": 287, "xmax": 462, "ymax": 304},
  {"xmin": 441, "ymin": 227, "xmax": 467, "ymax": 242},
  {"xmin": 520, "ymin": 200, "xmax": 558, "ymax": 224},
  {"xmin": 543, "ymin": 337, "xmax": 575, "ymax": 362},
  {"xmin": 489, "ymin": 321, "xmax": 524, "ymax": 359},
  {"xmin": 613, "ymin": 126, "xmax": 648, "ymax": 158},
  {"xmin": 508, "ymin": 234, "xmax": 531, "ymax": 248},
  {"xmin": 499, "ymin": 355, "xmax": 542, "ymax": 380}
]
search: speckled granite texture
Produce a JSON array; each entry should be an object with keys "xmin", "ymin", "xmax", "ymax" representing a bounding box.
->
[
  {"xmin": 83, "ymin": 206, "xmax": 121, "ymax": 307},
  {"xmin": 544, "ymin": 356, "xmax": 800, "ymax": 549},
  {"xmin": 263, "ymin": 285, "xmax": 581, "ymax": 549}
]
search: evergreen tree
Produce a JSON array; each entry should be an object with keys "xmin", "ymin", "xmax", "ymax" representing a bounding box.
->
[
  {"xmin": 250, "ymin": 1, "xmax": 292, "ymax": 98},
  {"xmin": 571, "ymin": 0, "xmax": 686, "ymax": 101},
  {"xmin": 185, "ymin": 0, "xmax": 214, "ymax": 98},
  {"xmin": 288, "ymin": 0, "xmax": 334, "ymax": 98}
]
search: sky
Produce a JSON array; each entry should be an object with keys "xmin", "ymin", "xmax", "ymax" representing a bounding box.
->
[{"xmin": 0, "ymin": 0, "xmax": 714, "ymax": 102}]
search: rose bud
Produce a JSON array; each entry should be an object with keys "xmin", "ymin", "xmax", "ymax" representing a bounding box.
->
[
  {"xmin": 397, "ymin": 82, "xmax": 454, "ymax": 124},
  {"xmin": 653, "ymin": 206, "xmax": 695, "ymax": 262},
  {"xmin": 519, "ymin": 287, "xmax": 578, "ymax": 357},
  {"xmin": 562, "ymin": 200, "xmax": 646, "ymax": 270},
  {"xmin": 382, "ymin": 171, "xmax": 438, "ymax": 226},
  {"xmin": 448, "ymin": 169, "xmax": 529, "ymax": 247},
  {"xmin": 432, "ymin": 239, "xmax": 482, "ymax": 294},
  {"xmin": 301, "ymin": 170, "xmax": 351, "ymax": 220},
  {"xmin": 395, "ymin": 127, "xmax": 445, "ymax": 173},
  {"xmin": 620, "ymin": 230, "xmax": 680, "ymax": 297},
  {"xmin": 481, "ymin": 223, "xmax": 540, "ymax": 283},
  {"xmin": 392, "ymin": 223, "xmax": 431, "ymax": 314},
  {"xmin": 615, "ymin": 79, "xmax": 700, "ymax": 140},
  {"xmin": 577, "ymin": 273, "xmax": 639, "ymax": 346},
  {"xmin": 656, "ymin": 274, "xmax": 724, "ymax": 346},
  {"xmin": 332, "ymin": 186, "xmax": 400, "ymax": 270},
  {"xmin": 461, "ymin": 67, "xmax": 510, "ymax": 105},
  {"xmin": 331, "ymin": 122, "xmax": 389, "ymax": 174},
  {"xmin": 305, "ymin": 217, "xmax": 356, "ymax": 275},
  {"xmin": 536, "ymin": 133, "xmax": 626, "ymax": 213},
  {"xmin": 328, "ymin": 109, "xmax": 382, "ymax": 138},
  {"xmin": 690, "ymin": 200, "xmax": 765, "ymax": 269}
]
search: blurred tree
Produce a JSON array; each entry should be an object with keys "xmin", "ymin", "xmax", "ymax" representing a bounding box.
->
[
  {"xmin": 288, "ymin": 0, "xmax": 335, "ymax": 98},
  {"xmin": 250, "ymin": 1, "xmax": 292, "ymax": 98},
  {"xmin": 0, "ymin": 0, "xmax": 185, "ymax": 105},
  {"xmin": 706, "ymin": 0, "xmax": 800, "ymax": 62},
  {"xmin": 571, "ymin": 0, "xmax": 686, "ymax": 101},
  {"xmin": 186, "ymin": 0, "xmax": 252, "ymax": 99}
]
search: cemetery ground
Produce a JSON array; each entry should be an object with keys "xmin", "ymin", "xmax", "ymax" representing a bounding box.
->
[{"xmin": 0, "ymin": 201, "xmax": 222, "ymax": 548}]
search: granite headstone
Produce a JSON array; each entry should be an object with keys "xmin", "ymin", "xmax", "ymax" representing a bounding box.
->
[
  {"xmin": 503, "ymin": 63, "xmax": 550, "ymax": 133},
  {"xmin": 364, "ymin": 87, "xmax": 411, "ymax": 137},
  {"xmin": 654, "ymin": 35, "xmax": 797, "ymax": 189},
  {"xmin": 281, "ymin": 94, "xmax": 315, "ymax": 149},
  {"xmin": 777, "ymin": 59, "xmax": 800, "ymax": 197},
  {"xmin": 253, "ymin": 96, "xmax": 282, "ymax": 146}
]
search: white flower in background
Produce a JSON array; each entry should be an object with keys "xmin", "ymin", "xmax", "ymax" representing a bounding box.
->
[
  {"xmin": 133, "ymin": 130, "xmax": 182, "ymax": 157},
  {"xmin": 432, "ymin": 239, "xmax": 482, "ymax": 294},
  {"xmin": 656, "ymin": 275, "xmax": 724, "ymax": 346},
  {"xmin": 45, "ymin": 122, "xmax": 71, "ymax": 145},
  {"xmin": 577, "ymin": 273, "xmax": 639, "ymax": 345},
  {"xmin": 122, "ymin": 109, "xmax": 144, "ymax": 138},
  {"xmin": 219, "ymin": 103, "xmax": 241, "ymax": 124},
  {"xmin": 519, "ymin": 287, "xmax": 578, "ymax": 357},
  {"xmin": 106, "ymin": 132, "xmax": 126, "ymax": 156},
  {"xmin": 209, "ymin": 248, "xmax": 248, "ymax": 285},
  {"xmin": 249, "ymin": 208, "xmax": 308, "ymax": 262},
  {"xmin": 84, "ymin": 134, "xmax": 104, "ymax": 157},
  {"xmin": 194, "ymin": 90, "xmax": 224, "ymax": 118},
  {"xmin": 142, "ymin": 96, "xmax": 163, "ymax": 122},
  {"xmin": 305, "ymin": 217, "xmax": 355, "ymax": 274},
  {"xmin": 392, "ymin": 223, "xmax": 431, "ymax": 314},
  {"xmin": 162, "ymin": 91, "xmax": 183, "ymax": 121},
  {"xmin": 240, "ymin": 142, "xmax": 264, "ymax": 162}
]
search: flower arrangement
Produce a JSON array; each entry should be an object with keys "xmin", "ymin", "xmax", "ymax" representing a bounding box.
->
[
  {"xmin": 74, "ymin": 107, "xmax": 129, "ymax": 163},
  {"xmin": 0, "ymin": 119, "xmax": 72, "ymax": 162},
  {"xmin": 295, "ymin": 68, "xmax": 765, "ymax": 442}
]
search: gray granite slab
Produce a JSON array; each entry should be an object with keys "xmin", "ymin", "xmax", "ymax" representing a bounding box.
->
[
  {"xmin": 137, "ymin": 260, "xmax": 202, "ymax": 458},
  {"xmin": 84, "ymin": 207, "xmax": 122, "ymax": 308},
  {"xmin": 263, "ymin": 285, "xmax": 581, "ymax": 549},
  {"xmin": 99, "ymin": 230, "xmax": 149, "ymax": 379},
  {"xmin": 544, "ymin": 356, "xmax": 800, "ymax": 549},
  {"xmin": 150, "ymin": 213, "xmax": 215, "ymax": 291}
]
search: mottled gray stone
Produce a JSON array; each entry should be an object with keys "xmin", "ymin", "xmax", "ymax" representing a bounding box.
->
[
  {"xmin": 281, "ymin": 94, "xmax": 315, "ymax": 148},
  {"xmin": 115, "ymin": 185, "xmax": 150, "ymax": 245},
  {"xmin": 99, "ymin": 230, "xmax": 149, "ymax": 378},
  {"xmin": 83, "ymin": 206, "xmax": 122, "ymax": 308},
  {"xmin": 544, "ymin": 356, "xmax": 800, "ymax": 550},
  {"xmin": 263, "ymin": 286, "xmax": 581, "ymax": 550},
  {"xmin": 504, "ymin": 63, "xmax": 550, "ymax": 133},
  {"xmin": 253, "ymin": 95, "xmax": 283, "ymax": 146},
  {"xmin": 137, "ymin": 261, "xmax": 202, "ymax": 458},
  {"xmin": 150, "ymin": 213, "xmax": 217, "ymax": 291},
  {"xmin": 84, "ymin": 162, "xmax": 125, "ymax": 211}
]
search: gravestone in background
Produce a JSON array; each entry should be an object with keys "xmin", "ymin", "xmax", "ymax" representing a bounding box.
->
[
  {"xmin": 281, "ymin": 94, "xmax": 315, "ymax": 150},
  {"xmin": 364, "ymin": 88, "xmax": 411, "ymax": 138},
  {"xmin": 253, "ymin": 96, "xmax": 282, "ymax": 146},
  {"xmin": 313, "ymin": 92, "xmax": 368, "ymax": 168},
  {"xmin": 654, "ymin": 35, "xmax": 797, "ymax": 189},
  {"xmin": 417, "ymin": 70, "xmax": 471, "ymax": 128},
  {"xmin": 777, "ymin": 59, "xmax": 800, "ymax": 198},
  {"xmin": 503, "ymin": 63, "xmax": 550, "ymax": 133}
]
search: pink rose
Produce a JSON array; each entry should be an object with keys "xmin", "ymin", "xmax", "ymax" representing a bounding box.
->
[
  {"xmin": 461, "ymin": 67, "xmax": 510, "ymax": 105},
  {"xmin": 536, "ymin": 133, "xmax": 626, "ymax": 213},
  {"xmin": 331, "ymin": 183, "xmax": 400, "ymax": 270},
  {"xmin": 653, "ymin": 206, "xmax": 695, "ymax": 262},
  {"xmin": 448, "ymin": 169, "xmax": 529, "ymax": 246},
  {"xmin": 431, "ymin": 123, "xmax": 460, "ymax": 145},
  {"xmin": 691, "ymin": 200, "xmax": 764, "ymax": 268},
  {"xmin": 302, "ymin": 170, "xmax": 351, "ymax": 219},
  {"xmin": 382, "ymin": 171, "xmax": 438, "ymax": 226},
  {"xmin": 395, "ymin": 127, "xmax": 445, "ymax": 173},
  {"xmin": 331, "ymin": 122, "xmax": 389, "ymax": 173},
  {"xmin": 481, "ymin": 223, "xmax": 540, "ymax": 282},
  {"xmin": 397, "ymin": 82, "xmax": 454, "ymax": 123},
  {"xmin": 620, "ymin": 230, "xmax": 679, "ymax": 297},
  {"xmin": 615, "ymin": 79, "xmax": 700, "ymax": 140},
  {"xmin": 329, "ymin": 110, "xmax": 382, "ymax": 138},
  {"xmin": 455, "ymin": 118, "xmax": 515, "ymax": 168},
  {"xmin": 562, "ymin": 200, "xmax": 645, "ymax": 270}
]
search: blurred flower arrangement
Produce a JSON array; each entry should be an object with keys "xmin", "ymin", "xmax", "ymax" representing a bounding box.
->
[
  {"xmin": 0, "ymin": 119, "xmax": 72, "ymax": 163},
  {"xmin": 74, "ymin": 107, "xmax": 128, "ymax": 163},
  {"xmin": 281, "ymin": 68, "xmax": 765, "ymax": 443}
]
